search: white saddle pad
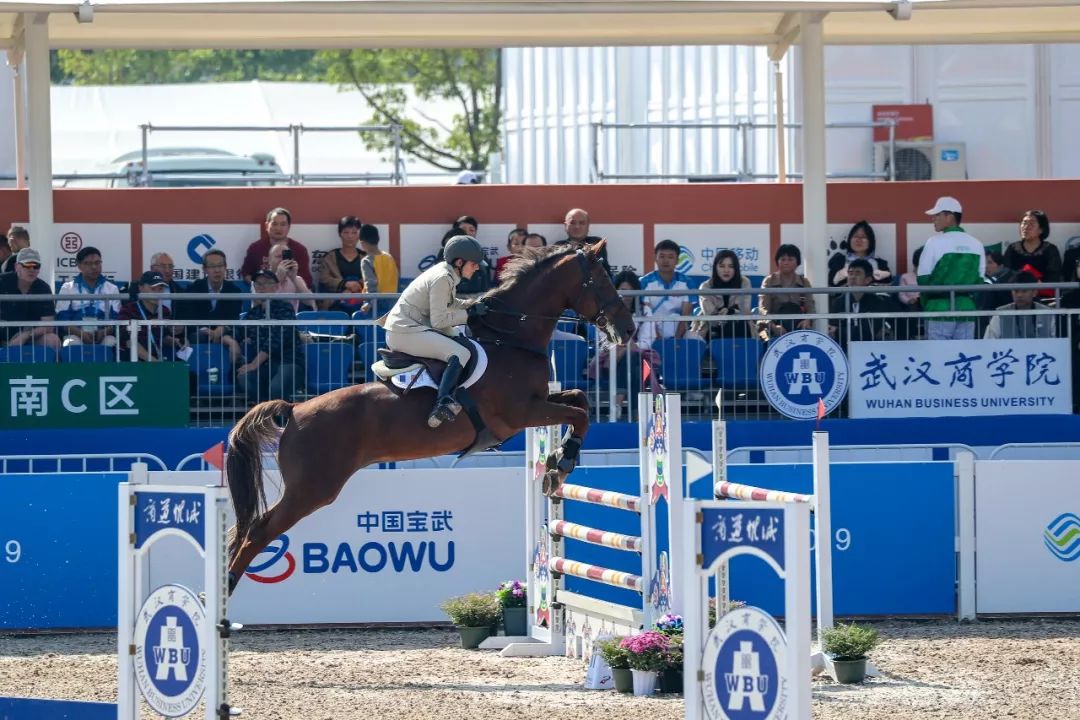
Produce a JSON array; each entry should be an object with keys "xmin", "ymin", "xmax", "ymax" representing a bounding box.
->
[{"xmin": 388, "ymin": 339, "xmax": 488, "ymax": 392}]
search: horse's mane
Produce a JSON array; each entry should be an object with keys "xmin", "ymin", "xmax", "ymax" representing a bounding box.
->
[{"xmin": 488, "ymin": 244, "xmax": 577, "ymax": 298}]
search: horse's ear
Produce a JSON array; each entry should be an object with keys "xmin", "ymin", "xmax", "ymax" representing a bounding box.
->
[{"xmin": 588, "ymin": 238, "xmax": 608, "ymax": 258}]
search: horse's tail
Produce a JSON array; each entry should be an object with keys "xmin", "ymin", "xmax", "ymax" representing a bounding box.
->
[{"xmin": 226, "ymin": 399, "xmax": 293, "ymax": 556}]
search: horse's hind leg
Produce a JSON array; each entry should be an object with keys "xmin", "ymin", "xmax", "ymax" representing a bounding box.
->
[{"xmin": 227, "ymin": 493, "xmax": 311, "ymax": 593}]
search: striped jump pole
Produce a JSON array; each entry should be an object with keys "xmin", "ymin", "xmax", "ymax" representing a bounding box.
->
[
  {"xmin": 715, "ymin": 480, "xmax": 813, "ymax": 506},
  {"xmin": 489, "ymin": 393, "xmax": 683, "ymax": 659}
]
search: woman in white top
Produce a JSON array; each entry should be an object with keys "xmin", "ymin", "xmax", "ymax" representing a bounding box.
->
[{"xmin": 268, "ymin": 243, "xmax": 316, "ymax": 314}]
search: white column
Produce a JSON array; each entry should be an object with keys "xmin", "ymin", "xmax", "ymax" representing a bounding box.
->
[
  {"xmin": 5, "ymin": 47, "xmax": 26, "ymax": 190},
  {"xmin": 798, "ymin": 13, "xmax": 827, "ymax": 293},
  {"xmin": 24, "ymin": 13, "xmax": 54, "ymax": 288}
]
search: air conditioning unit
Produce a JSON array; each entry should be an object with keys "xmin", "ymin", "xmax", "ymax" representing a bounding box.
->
[{"xmin": 873, "ymin": 141, "xmax": 967, "ymax": 181}]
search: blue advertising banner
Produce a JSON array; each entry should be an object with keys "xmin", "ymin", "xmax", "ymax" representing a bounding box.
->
[
  {"xmin": 850, "ymin": 338, "xmax": 1072, "ymax": 418},
  {"xmin": 0, "ymin": 474, "xmax": 123, "ymax": 629},
  {"xmin": 725, "ymin": 462, "xmax": 956, "ymax": 616}
]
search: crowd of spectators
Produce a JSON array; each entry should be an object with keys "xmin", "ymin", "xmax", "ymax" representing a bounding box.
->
[{"xmin": 2, "ymin": 194, "xmax": 1079, "ymax": 414}]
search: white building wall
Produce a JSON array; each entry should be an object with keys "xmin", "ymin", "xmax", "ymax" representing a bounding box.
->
[{"xmin": 502, "ymin": 44, "xmax": 1080, "ymax": 184}]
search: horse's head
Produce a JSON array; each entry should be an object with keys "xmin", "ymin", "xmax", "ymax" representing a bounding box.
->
[{"xmin": 566, "ymin": 239, "xmax": 636, "ymax": 345}]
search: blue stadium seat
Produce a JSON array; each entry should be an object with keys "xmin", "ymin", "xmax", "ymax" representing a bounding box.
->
[
  {"xmin": 549, "ymin": 339, "xmax": 590, "ymax": 390},
  {"xmin": 356, "ymin": 342, "xmax": 381, "ymax": 383},
  {"xmin": 61, "ymin": 345, "xmax": 118, "ymax": 363},
  {"xmin": 188, "ymin": 343, "xmax": 235, "ymax": 394},
  {"xmin": 709, "ymin": 338, "xmax": 763, "ymax": 389},
  {"xmin": 0, "ymin": 345, "xmax": 57, "ymax": 364},
  {"xmin": 652, "ymin": 337, "xmax": 707, "ymax": 391},
  {"xmin": 296, "ymin": 310, "xmax": 350, "ymax": 338},
  {"xmin": 303, "ymin": 343, "xmax": 355, "ymax": 395}
]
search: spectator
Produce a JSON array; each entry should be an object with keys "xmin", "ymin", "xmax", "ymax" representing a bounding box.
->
[
  {"xmin": 828, "ymin": 259, "xmax": 890, "ymax": 346},
  {"xmin": 896, "ymin": 246, "xmax": 925, "ymax": 341},
  {"xmin": 179, "ymin": 249, "xmax": 243, "ymax": 363},
  {"xmin": 496, "ymin": 228, "xmax": 528, "ymax": 282},
  {"xmin": 690, "ymin": 250, "xmax": 753, "ymax": 340},
  {"xmin": 917, "ymin": 196, "xmax": 984, "ymax": 340},
  {"xmin": 149, "ymin": 251, "xmax": 183, "ymax": 312},
  {"xmin": 639, "ymin": 239, "xmax": 694, "ymax": 340},
  {"xmin": 3, "ymin": 226, "xmax": 30, "ymax": 274},
  {"xmin": 268, "ymin": 243, "xmax": 316, "ymax": 313},
  {"xmin": 454, "ymin": 170, "xmax": 481, "ymax": 185},
  {"xmin": 118, "ymin": 272, "xmax": 186, "ymax": 361},
  {"xmin": 525, "ymin": 232, "xmax": 547, "ymax": 248},
  {"xmin": 240, "ymin": 207, "xmax": 312, "ymax": 286},
  {"xmin": 981, "ymin": 249, "xmax": 1017, "ymax": 312},
  {"xmin": 358, "ymin": 224, "xmax": 400, "ymax": 316},
  {"xmin": 757, "ymin": 244, "xmax": 815, "ymax": 340},
  {"xmin": 236, "ymin": 270, "xmax": 304, "ymax": 402},
  {"xmin": 1059, "ymin": 257, "xmax": 1080, "ymax": 411},
  {"xmin": 827, "ymin": 221, "xmax": 893, "ymax": 287},
  {"xmin": 0, "ymin": 236, "xmax": 11, "ymax": 275},
  {"xmin": 56, "ymin": 246, "xmax": 120, "ymax": 348},
  {"xmin": 587, "ymin": 270, "xmax": 660, "ymax": 420},
  {"xmin": 0, "ymin": 248, "xmax": 60, "ymax": 353},
  {"xmin": 556, "ymin": 208, "xmax": 611, "ymax": 276},
  {"xmin": 438, "ymin": 217, "xmax": 490, "ymax": 296},
  {"xmin": 1003, "ymin": 210, "xmax": 1061, "ymax": 284},
  {"xmin": 984, "ymin": 271, "xmax": 1056, "ymax": 340},
  {"xmin": 319, "ymin": 215, "xmax": 366, "ymax": 311}
]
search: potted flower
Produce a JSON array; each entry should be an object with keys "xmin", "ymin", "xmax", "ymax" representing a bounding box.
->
[
  {"xmin": 655, "ymin": 613, "xmax": 683, "ymax": 637},
  {"xmin": 440, "ymin": 592, "xmax": 502, "ymax": 649},
  {"xmin": 620, "ymin": 631, "xmax": 670, "ymax": 696},
  {"xmin": 821, "ymin": 621, "xmax": 881, "ymax": 683},
  {"xmin": 659, "ymin": 635, "xmax": 684, "ymax": 693},
  {"xmin": 495, "ymin": 580, "xmax": 528, "ymax": 637},
  {"xmin": 595, "ymin": 636, "xmax": 633, "ymax": 693}
]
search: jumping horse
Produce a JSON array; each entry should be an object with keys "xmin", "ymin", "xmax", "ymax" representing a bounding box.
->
[{"xmin": 224, "ymin": 240, "xmax": 636, "ymax": 593}]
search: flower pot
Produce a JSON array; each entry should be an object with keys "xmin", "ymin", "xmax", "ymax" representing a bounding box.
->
[
  {"xmin": 456, "ymin": 626, "xmax": 492, "ymax": 650},
  {"xmin": 612, "ymin": 667, "xmax": 634, "ymax": 693},
  {"xmin": 631, "ymin": 669, "xmax": 659, "ymax": 696},
  {"xmin": 660, "ymin": 668, "xmax": 684, "ymax": 694},
  {"xmin": 832, "ymin": 658, "xmax": 868, "ymax": 684},
  {"xmin": 502, "ymin": 606, "xmax": 528, "ymax": 637}
]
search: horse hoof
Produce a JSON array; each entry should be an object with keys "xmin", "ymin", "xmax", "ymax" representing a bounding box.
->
[
  {"xmin": 545, "ymin": 452, "xmax": 559, "ymax": 472},
  {"xmin": 542, "ymin": 469, "xmax": 562, "ymax": 497}
]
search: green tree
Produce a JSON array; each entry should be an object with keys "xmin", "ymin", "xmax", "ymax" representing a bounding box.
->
[
  {"xmin": 316, "ymin": 49, "xmax": 502, "ymax": 172},
  {"xmin": 52, "ymin": 50, "xmax": 317, "ymax": 85}
]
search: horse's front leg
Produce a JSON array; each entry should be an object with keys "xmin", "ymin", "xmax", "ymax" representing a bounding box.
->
[{"xmin": 528, "ymin": 389, "xmax": 590, "ymax": 495}]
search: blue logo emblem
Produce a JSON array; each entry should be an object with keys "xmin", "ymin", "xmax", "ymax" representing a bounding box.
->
[
  {"xmin": 759, "ymin": 331, "xmax": 848, "ymax": 420},
  {"xmin": 187, "ymin": 234, "xmax": 216, "ymax": 264},
  {"xmin": 133, "ymin": 584, "xmax": 207, "ymax": 717},
  {"xmin": 1045, "ymin": 512, "xmax": 1080, "ymax": 562},
  {"xmin": 702, "ymin": 606, "xmax": 787, "ymax": 720},
  {"xmin": 676, "ymin": 246, "xmax": 695, "ymax": 275}
]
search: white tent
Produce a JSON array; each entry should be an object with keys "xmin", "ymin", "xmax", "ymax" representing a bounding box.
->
[{"xmin": 2, "ymin": 0, "xmax": 1079, "ymax": 283}]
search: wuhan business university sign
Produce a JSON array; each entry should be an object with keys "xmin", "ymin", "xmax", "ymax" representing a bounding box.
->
[
  {"xmin": 0, "ymin": 363, "xmax": 189, "ymax": 428},
  {"xmin": 849, "ymin": 338, "xmax": 1073, "ymax": 419}
]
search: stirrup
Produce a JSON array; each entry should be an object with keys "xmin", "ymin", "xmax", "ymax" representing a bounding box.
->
[{"xmin": 427, "ymin": 398, "xmax": 462, "ymax": 428}]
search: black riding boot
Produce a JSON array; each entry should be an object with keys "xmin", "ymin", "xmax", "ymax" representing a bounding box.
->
[{"xmin": 428, "ymin": 356, "xmax": 464, "ymax": 428}]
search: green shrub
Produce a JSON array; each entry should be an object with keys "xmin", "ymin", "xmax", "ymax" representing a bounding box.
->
[
  {"xmin": 595, "ymin": 636, "xmax": 631, "ymax": 669},
  {"xmin": 440, "ymin": 592, "xmax": 502, "ymax": 627},
  {"xmin": 821, "ymin": 622, "xmax": 880, "ymax": 661}
]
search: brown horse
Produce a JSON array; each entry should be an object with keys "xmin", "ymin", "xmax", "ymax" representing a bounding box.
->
[{"xmin": 224, "ymin": 240, "xmax": 635, "ymax": 593}]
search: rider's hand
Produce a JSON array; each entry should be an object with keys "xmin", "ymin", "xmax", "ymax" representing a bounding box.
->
[{"xmin": 467, "ymin": 301, "xmax": 490, "ymax": 318}]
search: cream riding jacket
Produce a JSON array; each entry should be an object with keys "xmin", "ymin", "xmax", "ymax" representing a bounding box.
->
[{"xmin": 384, "ymin": 262, "xmax": 470, "ymax": 335}]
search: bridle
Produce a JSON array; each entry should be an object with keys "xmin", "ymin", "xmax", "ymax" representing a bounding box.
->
[{"xmin": 478, "ymin": 250, "xmax": 623, "ymax": 337}]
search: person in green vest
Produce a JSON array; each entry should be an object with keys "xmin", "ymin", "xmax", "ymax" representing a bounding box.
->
[{"xmin": 917, "ymin": 196, "xmax": 985, "ymax": 340}]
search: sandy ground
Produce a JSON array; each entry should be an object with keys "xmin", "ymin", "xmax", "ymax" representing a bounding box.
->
[{"xmin": 2, "ymin": 619, "xmax": 1079, "ymax": 720}]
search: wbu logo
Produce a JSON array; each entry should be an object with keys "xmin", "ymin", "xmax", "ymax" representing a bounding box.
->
[
  {"xmin": 784, "ymin": 352, "xmax": 825, "ymax": 396},
  {"xmin": 703, "ymin": 606, "xmax": 787, "ymax": 720},
  {"xmin": 725, "ymin": 641, "xmax": 769, "ymax": 712},
  {"xmin": 1044, "ymin": 513, "xmax": 1080, "ymax": 562},
  {"xmin": 759, "ymin": 330, "xmax": 848, "ymax": 420},
  {"xmin": 153, "ymin": 616, "xmax": 192, "ymax": 681},
  {"xmin": 676, "ymin": 246, "xmax": 695, "ymax": 275}
]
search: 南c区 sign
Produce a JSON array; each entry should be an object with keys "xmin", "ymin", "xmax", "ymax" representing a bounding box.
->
[
  {"xmin": 0, "ymin": 362, "xmax": 189, "ymax": 428},
  {"xmin": 849, "ymin": 339, "xmax": 1072, "ymax": 419}
]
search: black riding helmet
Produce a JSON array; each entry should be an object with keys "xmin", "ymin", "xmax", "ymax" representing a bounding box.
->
[{"xmin": 443, "ymin": 235, "xmax": 485, "ymax": 267}]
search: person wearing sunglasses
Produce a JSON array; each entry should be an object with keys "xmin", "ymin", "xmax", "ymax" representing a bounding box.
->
[{"xmin": 0, "ymin": 247, "xmax": 60, "ymax": 352}]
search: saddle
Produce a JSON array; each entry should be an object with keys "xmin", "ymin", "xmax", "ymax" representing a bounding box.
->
[{"xmin": 371, "ymin": 336, "xmax": 480, "ymax": 384}]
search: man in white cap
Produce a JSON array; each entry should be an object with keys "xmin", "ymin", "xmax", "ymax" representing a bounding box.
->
[{"xmin": 917, "ymin": 196, "xmax": 985, "ymax": 340}]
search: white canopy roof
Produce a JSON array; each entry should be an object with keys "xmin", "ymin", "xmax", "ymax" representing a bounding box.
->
[{"xmin": 0, "ymin": 0, "xmax": 1078, "ymax": 50}]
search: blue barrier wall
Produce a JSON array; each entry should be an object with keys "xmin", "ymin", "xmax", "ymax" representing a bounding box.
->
[{"xmin": 0, "ymin": 474, "xmax": 124, "ymax": 629}]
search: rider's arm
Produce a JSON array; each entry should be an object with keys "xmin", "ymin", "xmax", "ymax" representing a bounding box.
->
[{"xmin": 428, "ymin": 274, "xmax": 469, "ymax": 330}]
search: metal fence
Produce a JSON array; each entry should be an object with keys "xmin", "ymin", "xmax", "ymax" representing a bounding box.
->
[{"xmin": 1, "ymin": 283, "xmax": 1078, "ymax": 425}]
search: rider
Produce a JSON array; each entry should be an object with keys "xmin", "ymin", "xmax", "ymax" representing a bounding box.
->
[{"xmin": 384, "ymin": 235, "xmax": 490, "ymax": 428}]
